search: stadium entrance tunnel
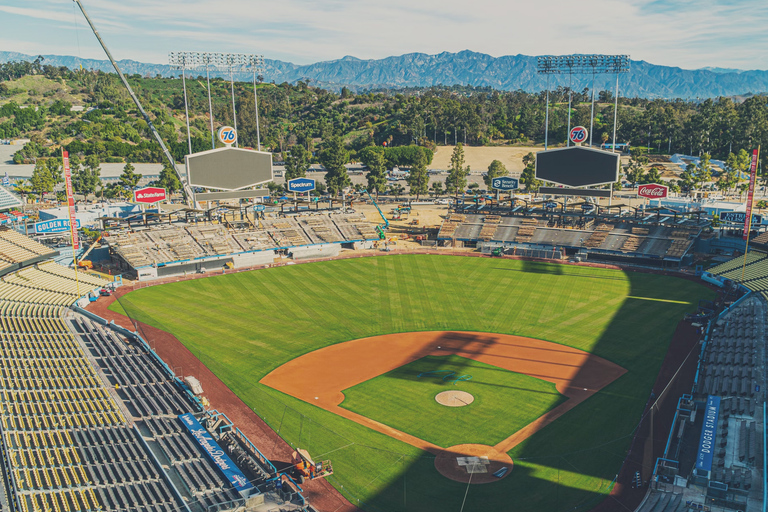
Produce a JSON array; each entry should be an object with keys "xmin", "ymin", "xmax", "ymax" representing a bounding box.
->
[{"xmin": 105, "ymin": 257, "xmax": 712, "ymax": 512}]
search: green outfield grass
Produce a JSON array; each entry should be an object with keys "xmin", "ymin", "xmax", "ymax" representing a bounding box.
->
[
  {"xmin": 340, "ymin": 354, "xmax": 567, "ymax": 448},
  {"xmin": 111, "ymin": 255, "xmax": 713, "ymax": 512}
]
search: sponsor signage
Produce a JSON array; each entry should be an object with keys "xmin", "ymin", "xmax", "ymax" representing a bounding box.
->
[
  {"xmin": 178, "ymin": 414, "xmax": 254, "ymax": 494},
  {"xmin": 569, "ymin": 126, "xmax": 588, "ymax": 144},
  {"xmin": 287, "ymin": 177, "xmax": 316, "ymax": 193},
  {"xmin": 720, "ymin": 211, "xmax": 763, "ymax": 225},
  {"xmin": 581, "ymin": 204, "xmax": 595, "ymax": 211},
  {"xmin": 545, "ymin": 202, "xmax": 558, "ymax": 209},
  {"xmin": 134, "ymin": 187, "xmax": 167, "ymax": 204},
  {"xmin": 35, "ymin": 219, "xmax": 81, "ymax": 234},
  {"xmin": 253, "ymin": 204, "xmax": 266, "ymax": 212},
  {"xmin": 695, "ymin": 395, "xmax": 720, "ymax": 472},
  {"xmin": 491, "ymin": 176, "xmax": 519, "ymax": 191},
  {"xmin": 62, "ymin": 150, "xmax": 79, "ymax": 251},
  {"xmin": 218, "ymin": 126, "xmax": 237, "ymax": 146},
  {"xmin": 744, "ymin": 149, "xmax": 759, "ymax": 240},
  {"xmin": 637, "ymin": 183, "xmax": 669, "ymax": 199}
]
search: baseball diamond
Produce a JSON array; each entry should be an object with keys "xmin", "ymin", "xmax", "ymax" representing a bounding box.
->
[{"xmin": 108, "ymin": 254, "xmax": 713, "ymax": 512}]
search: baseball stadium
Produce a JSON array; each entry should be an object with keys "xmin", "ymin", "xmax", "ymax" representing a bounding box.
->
[
  {"xmin": 0, "ymin": 11, "xmax": 766, "ymax": 510},
  {"xmin": 0, "ymin": 109, "xmax": 765, "ymax": 512}
]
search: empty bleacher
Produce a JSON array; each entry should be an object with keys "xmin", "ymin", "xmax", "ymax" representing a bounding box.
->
[
  {"xmin": 709, "ymin": 251, "xmax": 768, "ymax": 300},
  {"xmin": 108, "ymin": 214, "xmax": 380, "ymax": 270},
  {"xmin": 74, "ymin": 320, "xmax": 282, "ymax": 511},
  {"xmin": 0, "ymin": 234, "xmax": 192, "ymax": 512}
]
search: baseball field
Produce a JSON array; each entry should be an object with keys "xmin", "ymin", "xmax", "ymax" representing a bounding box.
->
[{"xmin": 110, "ymin": 255, "xmax": 713, "ymax": 512}]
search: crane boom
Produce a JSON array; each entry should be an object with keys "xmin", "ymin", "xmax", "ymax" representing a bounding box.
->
[{"xmin": 73, "ymin": 0, "xmax": 196, "ymax": 207}]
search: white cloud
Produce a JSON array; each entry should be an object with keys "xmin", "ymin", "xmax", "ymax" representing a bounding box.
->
[{"xmin": 1, "ymin": 0, "xmax": 766, "ymax": 69}]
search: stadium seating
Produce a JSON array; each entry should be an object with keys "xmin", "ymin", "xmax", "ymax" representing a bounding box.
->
[
  {"xmin": 437, "ymin": 214, "xmax": 698, "ymax": 261},
  {"xmin": 0, "ymin": 229, "xmax": 319, "ymax": 512},
  {"xmin": 74, "ymin": 319, "xmax": 283, "ymax": 509},
  {"xmin": 0, "ymin": 245, "xmax": 193, "ymax": 511},
  {"xmin": 709, "ymin": 251, "xmax": 768, "ymax": 299},
  {"xmin": 107, "ymin": 213, "xmax": 379, "ymax": 270},
  {"xmin": 0, "ymin": 186, "xmax": 21, "ymax": 209}
]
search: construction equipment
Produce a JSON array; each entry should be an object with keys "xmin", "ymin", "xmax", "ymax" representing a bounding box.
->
[
  {"xmin": 290, "ymin": 449, "xmax": 333, "ymax": 484},
  {"xmin": 78, "ymin": 260, "xmax": 94, "ymax": 269},
  {"xmin": 364, "ymin": 190, "xmax": 389, "ymax": 230},
  {"xmin": 77, "ymin": 233, "xmax": 102, "ymax": 269},
  {"xmin": 74, "ymin": 0, "xmax": 196, "ymax": 207},
  {"xmin": 491, "ymin": 247, "xmax": 504, "ymax": 257}
]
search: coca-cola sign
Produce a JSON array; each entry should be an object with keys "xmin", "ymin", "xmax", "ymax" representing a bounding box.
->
[
  {"xmin": 134, "ymin": 186, "xmax": 167, "ymax": 204},
  {"xmin": 637, "ymin": 183, "xmax": 668, "ymax": 199}
]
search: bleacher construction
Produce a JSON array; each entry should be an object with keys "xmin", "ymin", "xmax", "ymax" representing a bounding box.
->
[
  {"xmin": 437, "ymin": 213, "xmax": 700, "ymax": 265},
  {"xmin": 0, "ymin": 230, "xmax": 315, "ymax": 512},
  {"xmin": 106, "ymin": 213, "xmax": 380, "ymax": 277}
]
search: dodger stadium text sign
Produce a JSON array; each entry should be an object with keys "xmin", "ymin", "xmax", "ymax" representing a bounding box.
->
[{"xmin": 178, "ymin": 414, "xmax": 254, "ymax": 493}]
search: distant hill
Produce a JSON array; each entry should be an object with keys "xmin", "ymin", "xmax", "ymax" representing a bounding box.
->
[{"xmin": 3, "ymin": 50, "xmax": 768, "ymax": 99}]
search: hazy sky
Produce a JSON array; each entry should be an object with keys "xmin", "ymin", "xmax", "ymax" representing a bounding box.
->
[{"xmin": 1, "ymin": 0, "xmax": 767, "ymax": 69}]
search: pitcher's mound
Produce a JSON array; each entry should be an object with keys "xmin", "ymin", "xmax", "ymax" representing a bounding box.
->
[{"xmin": 436, "ymin": 390, "xmax": 474, "ymax": 407}]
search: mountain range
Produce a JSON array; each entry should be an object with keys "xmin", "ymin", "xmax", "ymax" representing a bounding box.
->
[{"xmin": 2, "ymin": 50, "xmax": 768, "ymax": 99}]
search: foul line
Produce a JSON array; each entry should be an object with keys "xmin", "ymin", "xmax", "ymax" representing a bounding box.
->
[{"xmin": 627, "ymin": 296, "xmax": 691, "ymax": 304}]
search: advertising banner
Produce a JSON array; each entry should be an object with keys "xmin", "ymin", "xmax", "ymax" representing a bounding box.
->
[
  {"xmin": 35, "ymin": 219, "xmax": 81, "ymax": 234},
  {"xmin": 178, "ymin": 414, "xmax": 254, "ymax": 494},
  {"xmin": 62, "ymin": 150, "xmax": 79, "ymax": 250},
  {"xmin": 637, "ymin": 183, "xmax": 669, "ymax": 199},
  {"xmin": 134, "ymin": 187, "xmax": 167, "ymax": 204},
  {"xmin": 720, "ymin": 212, "xmax": 762, "ymax": 225},
  {"xmin": 287, "ymin": 177, "xmax": 316, "ymax": 193},
  {"xmin": 491, "ymin": 177, "xmax": 519, "ymax": 191}
]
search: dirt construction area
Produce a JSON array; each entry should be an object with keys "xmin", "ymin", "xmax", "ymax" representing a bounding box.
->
[{"xmin": 261, "ymin": 331, "xmax": 626, "ymax": 484}]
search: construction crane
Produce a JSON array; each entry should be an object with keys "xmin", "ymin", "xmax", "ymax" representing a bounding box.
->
[
  {"xmin": 364, "ymin": 190, "xmax": 388, "ymax": 238},
  {"xmin": 72, "ymin": 0, "xmax": 197, "ymax": 208}
]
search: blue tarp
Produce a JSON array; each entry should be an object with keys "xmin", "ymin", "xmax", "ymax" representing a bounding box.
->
[
  {"xmin": 695, "ymin": 395, "xmax": 720, "ymax": 472},
  {"xmin": 178, "ymin": 413, "xmax": 254, "ymax": 494}
]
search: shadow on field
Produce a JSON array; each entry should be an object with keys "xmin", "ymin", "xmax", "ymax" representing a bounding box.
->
[{"xmin": 351, "ymin": 270, "xmax": 706, "ymax": 512}]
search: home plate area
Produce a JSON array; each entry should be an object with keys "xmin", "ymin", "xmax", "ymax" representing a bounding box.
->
[
  {"xmin": 457, "ymin": 456, "xmax": 490, "ymax": 474},
  {"xmin": 434, "ymin": 444, "xmax": 514, "ymax": 484}
]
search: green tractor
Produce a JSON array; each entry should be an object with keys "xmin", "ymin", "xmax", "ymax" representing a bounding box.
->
[{"xmin": 491, "ymin": 247, "xmax": 504, "ymax": 257}]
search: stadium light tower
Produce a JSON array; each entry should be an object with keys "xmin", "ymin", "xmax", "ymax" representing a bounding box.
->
[
  {"xmin": 168, "ymin": 52, "xmax": 195, "ymax": 156},
  {"xmin": 214, "ymin": 53, "xmax": 251, "ymax": 148},
  {"xmin": 537, "ymin": 55, "xmax": 630, "ymax": 151},
  {"xmin": 248, "ymin": 55, "xmax": 265, "ymax": 151}
]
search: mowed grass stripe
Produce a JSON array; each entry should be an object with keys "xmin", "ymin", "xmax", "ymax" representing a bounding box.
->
[{"xmin": 112, "ymin": 255, "xmax": 713, "ymax": 512}]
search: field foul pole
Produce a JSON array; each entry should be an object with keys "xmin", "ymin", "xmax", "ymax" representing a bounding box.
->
[{"xmin": 741, "ymin": 146, "xmax": 760, "ymax": 283}]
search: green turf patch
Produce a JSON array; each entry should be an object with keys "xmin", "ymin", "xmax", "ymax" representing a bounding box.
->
[
  {"xmin": 340, "ymin": 354, "xmax": 566, "ymax": 448},
  {"xmin": 111, "ymin": 255, "xmax": 713, "ymax": 512}
]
